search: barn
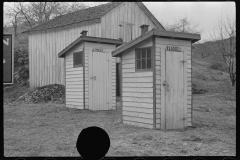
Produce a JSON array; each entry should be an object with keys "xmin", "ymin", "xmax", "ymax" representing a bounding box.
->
[
  {"xmin": 112, "ymin": 27, "xmax": 201, "ymax": 129},
  {"xmin": 58, "ymin": 31, "xmax": 123, "ymax": 110},
  {"xmin": 24, "ymin": 2, "xmax": 165, "ymax": 89}
]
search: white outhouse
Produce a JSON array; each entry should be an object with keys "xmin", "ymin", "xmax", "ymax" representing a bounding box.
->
[
  {"xmin": 112, "ymin": 26, "xmax": 201, "ymax": 130},
  {"xmin": 58, "ymin": 31, "xmax": 123, "ymax": 110}
]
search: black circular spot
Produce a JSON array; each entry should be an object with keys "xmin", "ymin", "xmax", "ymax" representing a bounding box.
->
[{"xmin": 76, "ymin": 126, "xmax": 110, "ymax": 160}]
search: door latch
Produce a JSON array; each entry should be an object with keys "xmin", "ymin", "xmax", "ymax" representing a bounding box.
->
[
  {"xmin": 180, "ymin": 60, "xmax": 187, "ymax": 63},
  {"xmin": 90, "ymin": 76, "xmax": 96, "ymax": 80},
  {"xmin": 162, "ymin": 80, "xmax": 169, "ymax": 92}
]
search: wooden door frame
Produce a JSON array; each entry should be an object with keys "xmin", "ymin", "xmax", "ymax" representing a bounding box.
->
[
  {"xmin": 161, "ymin": 49, "xmax": 186, "ymax": 130},
  {"xmin": 89, "ymin": 50, "xmax": 112, "ymax": 110},
  {"xmin": 83, "ymin": 43, "xmax": 85, "ymax": 109},
  {"xmin": 160, "ymin": 49, "xmax": 166, "ymax": 130}
]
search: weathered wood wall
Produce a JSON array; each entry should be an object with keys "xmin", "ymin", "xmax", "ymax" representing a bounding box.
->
[
  {"xmin": 64, "ymin": 43, "xmax": 84, "ymax": 109},
  {"xmin": 84, "ymin": 42, "xmax": 117, "ymax": 110},
  {"xmin": 156, "ymin": 38, "xmax": 192, "ymax": 128},
  {"xmin": 121, "ymin": 38, "xmax": 154, "ymax": 129},
  {"xmin": 101, "ymin": 2, "xmax": 159, "ymax": 42},
  {"xmin": 29, "ymin": 2, "xmax": 162, "ymax": 88},
  {"xmin": 29, "ymin": 21, "xmax": 101, "ymax": 88}
]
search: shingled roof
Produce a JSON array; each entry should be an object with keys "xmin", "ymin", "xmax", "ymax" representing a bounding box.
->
[{"xmin": 25, "ymin": 2, "xmax": 122, "ymax": 33}]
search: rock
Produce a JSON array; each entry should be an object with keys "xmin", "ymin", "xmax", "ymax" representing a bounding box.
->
[{"xmin": 206, "ymin": 108, "xmax": 211, "ymax": 112}]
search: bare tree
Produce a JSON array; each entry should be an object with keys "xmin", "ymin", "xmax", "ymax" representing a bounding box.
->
[
  {"xmin": 4, "ymin": 3, "xmax": 25, "ymax": 37},
  {"xmin": 4, "ymin": 2, "xmax": 88, "ymax": 29},
  {"xmin": 164, "ymin": 17, "xmax": 203, "ymax": 34},
  {"xmin": 65, "ymin": 2, "xmax": 88, "ymax": 13},
  {"xmin": 210, "ymin": 14, "xmax": 236, "ymax": 86}
]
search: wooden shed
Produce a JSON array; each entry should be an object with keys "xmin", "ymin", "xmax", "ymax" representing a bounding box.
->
[
  {"xmin": 112, "ymin": 26, "xmax": 201, "ymax": 130},
  {"xmin": 58, "ymin": 31, "xmax": 123, "ymax": 110},
  {"xmin": 23, "ymin": 2, "xmax": 165, "ymax": 89}
]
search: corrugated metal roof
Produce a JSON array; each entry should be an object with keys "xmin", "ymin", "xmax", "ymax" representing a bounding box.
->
[{"xmin": 26, "ymin": 2, "xmax": 122, "ymax": 33}]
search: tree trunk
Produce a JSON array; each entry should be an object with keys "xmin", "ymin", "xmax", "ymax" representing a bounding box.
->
[{"xmin": 13, "ymin": 24, "xmax": 18, "ymax": 38}]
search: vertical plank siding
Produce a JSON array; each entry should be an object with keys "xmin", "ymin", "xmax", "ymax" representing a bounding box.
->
[
  {"xmin": 29, "ymin": 22, "xmax": 102, "ymax": 88},
  {"xmin": 84, "ymin": 42, "xmax": 117, "ymax": 110},
  {"xmin": 29, "ymin": 2, "xmax": 161, "ymax": 89},
  {"xmin": 156, "ymin": 38, "xmax": 192, "ymax": 127},
  {"xmin": 100, "ymin": 2, "xmax": 159, "ymax": 43},
  {"xmin": 121, "ymin": 39, "xmax": 154, "ymax": 129}
]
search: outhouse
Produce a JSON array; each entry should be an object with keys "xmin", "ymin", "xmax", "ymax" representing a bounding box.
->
[
  {"xmin": 112, "ymin": 25, "xmax": 201, "ymax": 130},
  {"xmin": 58, "ymin": 31, "xmax": 123, "ymax": 110}
]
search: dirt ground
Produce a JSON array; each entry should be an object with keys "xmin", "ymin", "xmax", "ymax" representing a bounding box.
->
[{"xmin": 4, "ymin": 93, "xmax": 235, "ymax": 157}]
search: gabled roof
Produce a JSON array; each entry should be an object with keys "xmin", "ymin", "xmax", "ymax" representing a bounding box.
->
[
  {"xmin": 24, "ymin": 2, "xmax": 122, "ymax": 33},
  {"xmin": 23, "ymin": 2, "xmax": 165, "ymax": 33},
  {"xmin": 135, "ymin": 2, "xmax": 165, "ymax": 30},
  {"xmin": 58, "ymin": 36, "xmax": 123, "ymax": 58},
  {"xmin": 112, "ymin": 29, "xmax": 201, "ymax": 57}
]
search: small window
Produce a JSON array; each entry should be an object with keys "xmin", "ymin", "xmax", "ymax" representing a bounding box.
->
[
  {"xmin": 135, "ymin": 47, "xmax": 152, "ymax": 71},
  {"xmin": 73, "ymin": 51, "xmax": 83, "ymax": 67}
]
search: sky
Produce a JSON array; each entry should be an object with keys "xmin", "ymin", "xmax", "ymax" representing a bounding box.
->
[
  {"xmin": 142, "ymin": 2, "xmax": 236, "ymax": 42},
  {"xmin": 4, "ymin": 2, "xmax": 235, "ymax": 42}
]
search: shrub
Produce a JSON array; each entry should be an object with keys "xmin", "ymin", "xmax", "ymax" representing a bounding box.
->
[{"xmin": 209, "ymin": 62, "xmax": 225, "ymax": 71}]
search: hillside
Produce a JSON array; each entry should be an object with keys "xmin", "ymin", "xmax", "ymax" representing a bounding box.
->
[{"xmin": 4, "ymin": 22, "xmax": 235, "ymax": 95}]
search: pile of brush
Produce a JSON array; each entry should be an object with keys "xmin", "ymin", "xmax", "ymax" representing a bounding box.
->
[{"xmin": 14, "ymin": 84, "xmax": 65, "ymax": 104}]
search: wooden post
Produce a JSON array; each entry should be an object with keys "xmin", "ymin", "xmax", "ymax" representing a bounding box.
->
[
  {"xmin": 83, "ymin": 42, "xmax": 85, "ymax": 109},
  {"xmin": 64, "ymin": 56, "xmax": 66, "ymax": 107},
  {"xmin": 161, "ymin": 47, "xmax": 166, "ymax": 130},
  {"xmin": 191, "ymin": 43, "xmax": 193, "ymax": 126},
  {"xmin": 152, "ymin": 36, "xmax": 156, "ymax": 129},
  {"xmin": 121, "ymin": 54, "xmax": 123, "ymax": 123}
]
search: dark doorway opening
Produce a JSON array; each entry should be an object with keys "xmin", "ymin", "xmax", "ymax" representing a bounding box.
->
[{"xmin": 116, "ymin": 63, "xmax": 121, "ymax": 97}]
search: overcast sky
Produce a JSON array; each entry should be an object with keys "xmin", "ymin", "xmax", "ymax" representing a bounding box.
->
[
  {"xmin": 4, "ymin": 2, "xmax": 235, "ymax": 42},
  {"xmin": 142, "ymin": 2, "xmax": 236, "ymax": 42}
]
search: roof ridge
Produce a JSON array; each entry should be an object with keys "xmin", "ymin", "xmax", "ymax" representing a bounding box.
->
[
  {"xmin": 54, "ymin": 2, "xmax": 112, "ymax": 20},
  {"xmin": 25, "ymin": 2, "xmax": 122, "ymax": 33}
]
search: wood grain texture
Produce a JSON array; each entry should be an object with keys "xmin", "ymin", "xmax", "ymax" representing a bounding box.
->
[
  {"xmin": 165, "ymin": 51, "xmax": 184, "ymax": 129},
  {"xmin": 156, "ymin": 38, "xmax": 192, "ymax": 129}
]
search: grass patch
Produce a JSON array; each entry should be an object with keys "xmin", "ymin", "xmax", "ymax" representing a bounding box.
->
[{"xmin": 4, "ymin": 93, "xmax": 236, "ymax": 156}]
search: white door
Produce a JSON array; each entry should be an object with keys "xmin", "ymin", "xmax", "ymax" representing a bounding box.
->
[
  {"xmin": 89, "ymin": 50, "xmax": 112, "ymax": 110},
  {"xmin": 164, "ymin": 51, "xmax": 187, "ymax": 129}
]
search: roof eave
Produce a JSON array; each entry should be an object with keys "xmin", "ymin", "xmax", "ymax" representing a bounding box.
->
[
  {"xmin": 59, "ymin": 36, "xmax": 123, "ymax": 58},
  {"xmin": 24, "ymin": 18, "xmax": 101, "ymax": 34},
  {"xmin": 153, "ymin": 29, "xmax": 201, "ymax": 42},
  {"xmin": 112, "ymin": 29, "xmax": 201, "ymax": 57},
  {"xmin": 112, "ymin": 30, "xmax": 154, "ymax": 57},
  {"xmin": 58, "ymin": 37, "xmax": 82, "ymax": 58}
]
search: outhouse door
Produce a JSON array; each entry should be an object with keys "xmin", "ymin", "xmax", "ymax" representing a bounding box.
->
[
  {"xmin": 89, "ymin": 50, "xmax": 112, "ymax": 110},
  {"xmin": 163, "ymin": 51, "xmax": 187, "ymax": 129}
]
